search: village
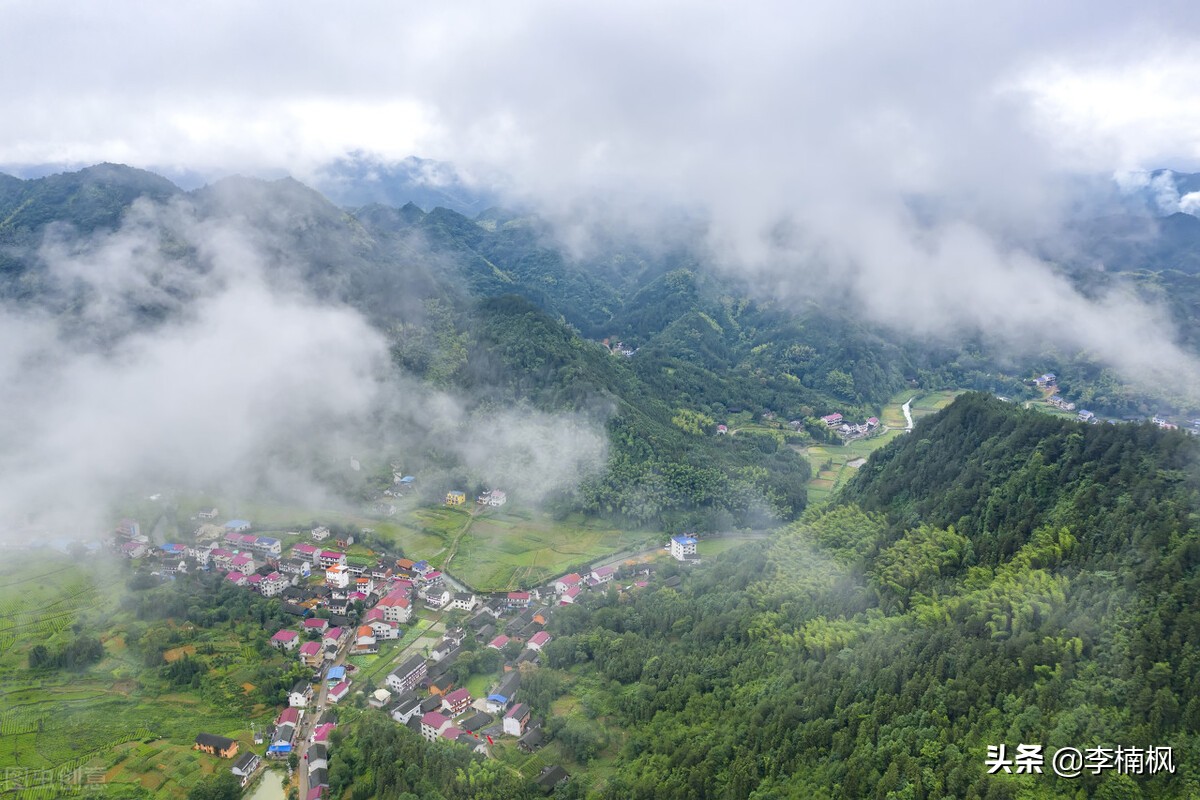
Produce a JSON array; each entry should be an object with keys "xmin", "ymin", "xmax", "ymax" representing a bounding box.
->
[
  {"xmin": 114, "ymin": 490, "xmax": 706, "ymax": 798},
  {"xmin": 1031, "ymin": 372, "xmax": 1200, "ymax": 432}
]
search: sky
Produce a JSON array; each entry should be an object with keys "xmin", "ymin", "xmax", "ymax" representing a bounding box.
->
[{"xmin": 4, "ymin": 1, "xmax": 1200, "ymax": 532}]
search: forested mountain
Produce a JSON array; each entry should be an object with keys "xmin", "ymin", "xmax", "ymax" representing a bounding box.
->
[
  {"xmin": 0, "ymin": 164, "xmax": 966, "ymax": 528},
  {"xmin": 1, "ymin": 163, "xmax": 1195, "ymax": 530},
  {"xmin": 397, "ymin": 394, "xmax": 1197, "ymax": 799}
]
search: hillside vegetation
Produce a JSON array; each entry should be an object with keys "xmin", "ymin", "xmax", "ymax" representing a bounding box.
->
[{"xmin": 396, "ymin": 394, "xmax": 1200, "ymax": 799}]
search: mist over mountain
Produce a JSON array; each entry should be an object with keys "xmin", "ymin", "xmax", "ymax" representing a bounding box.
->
[
  {"xmin": 312, "ymin": 153, "xmax": 501, "ymax": 215},
  {"xmin": 3, "ymin": 160, "xmax": 1200, "ymax": 539}
]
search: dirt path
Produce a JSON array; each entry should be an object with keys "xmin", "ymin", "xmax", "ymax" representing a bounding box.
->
[
  {"xmin": 440, "ymin": 512, "xmax": 477, "ymax": 575},
  {"xmin": 902, "ymin": 396, "xmax": 916, "ymax": 431}
]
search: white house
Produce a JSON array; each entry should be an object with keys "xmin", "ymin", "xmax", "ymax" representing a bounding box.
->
[
  {"xmin": 385, "ymin": 655, "xmax": 427, "ymax": 695},
  {"xmin": 669, "ymin": 535, "xmax": 698, "ymax": 561},
  {"xmin": 451, "ymin": 592, "xmax": 477, "ymax": 611},
  {"xmin": 288, "ymin": 683, "xmax": 310, "ymax": 708},
  {"xmin": 271, "ymin": 630, "xmax": 300, "ymax": 651},
  {"xmin": 325, "ymin": 565, "xmax": 351, "ymax": 589},
  {"xmin": 376, "ymin": 591, "xmax": 412, "ymax": 623},
  {"xmin": 368, "ymin": 620, "xmax": 399, "ymax": 640},
  {"xmin": 503, "ymin": 703, "xmax": 530, "ymax": 736},
  {"xmin": 590, "ymin": 566, "xmax": 615, "ymax": 584},
  {"xmin": 421, "ymin": 711, "xmax": 451, "ymax": 742},
  {"xmin": 553, "ymin": 574, "xmax": 582, "ymax": 594},
  {"xmin": 477, "ymin": 489, "xmax": 507, "ymax": 507}
]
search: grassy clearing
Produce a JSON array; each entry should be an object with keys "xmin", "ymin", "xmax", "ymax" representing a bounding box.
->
[
  {"xmin": 446, "ymin": 512, "xmax": 658, "ymax": 591},
  {"xmin": 696, "ymin": 537, "xmax": 760, "ymax": 558},
  {"xmin": 464, "ymin": 672, "xmax": 493, "ymax": 700}
]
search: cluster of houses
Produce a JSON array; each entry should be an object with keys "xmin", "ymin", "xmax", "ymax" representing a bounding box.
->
[
  {"xmin": 358, "ymin": 566, "xmax": 641, "ymax": 789},
  {"xmin": 820, "ymin": 412, "xmax": 881, "ymax": 440},
  {"xmin": 1033, "ymin": 372, "xmax": 1195, "ymax": 429},
  {"xmin": 602, "ymin": 338, "xmax": 636, "ymax": 357},
  {"xmin": 444, "ymin": 488, "xmax": 509, "ymax": 508},
  {"xmin": 1048, "ymin": 395, "xmax": 1077, "ymax": 412},
  {"xmin": 136, "ymin": 512, "xmax": 697, "ymax": 796},
  {"xmin": 247, "ymin": 550, "xmax": 633, "ymax": 792}
]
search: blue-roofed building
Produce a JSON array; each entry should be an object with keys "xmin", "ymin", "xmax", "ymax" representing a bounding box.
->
[
  {"xmin": 224, "ymin": 519, "xmax": 252, "ymax": 532},
  {"xmin": 412, "ymin": 560, "xmax": 430, "ymax": 574},
  {"xmin": 161, "ymin": 543, "xmax": 187, "ymax": 554},
  {"xmin": 670, "ymin": 535, "xmax": 698, "ymax": 561},
  {"xmin": 255, "ymin": 536, "xmax": 282, "ymax": 556},
  {"xmin": 326, "ymin": 665, "xmax": 346, "ymax": 684},
  {"xmin": 399, "ymin": 476, "xmax": 416, "ymax": 484}
]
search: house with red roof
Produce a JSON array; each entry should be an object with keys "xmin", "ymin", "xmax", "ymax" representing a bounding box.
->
[
  {"xmin": 505, "ymin": 591, "xmax": 532, "ymax": 608},
  {"xmin": 441, "ymin": 687, "xmax": 472, "ymax": 715},
  {"xmin": 225, "ymin": 572, "xmax": 248, "ymax": 587},
  {"xmin": 352, "ymin": 626, "xmax": 378, "ymax": 655},
  {"xmin": 420, "ymin": 711, "xmax": 451, "ymax": 742},
  {"xmin": 821, "ymin": 413, "xmax": 843, "ymax": 425},
  {"xmin": 271, "ymin": 630, "xmax": 300, "ymax": 651},
  {"xmin": 487, "ymin": 635, "xmax": 510, "ymax": 650},
  {"xmin": 318, "ymin": 551, "xmax": 346, "ymax": 568},
  {"xmin": 298, "ymin": 641, "xmax": 323, "ymax": 667},
  {"xmin": 276, "ymin": 706, "xmax": 301, "ymax": 726},
  {"xmin": 292, "ymin": 543, "xmax": 319, "ymax": 562},
  {"xmin": 526, "ymin": 631, "xmax": 551, "ymax": 651},
  {"xmin": 327, "ymin": 681, "xmax": 351, "ymax": 704},
  {"xmin": 231, "ymin": 554, "xmax": 255, "ymax": 575},
  {"xmin": 261, "ymin": 572, "xmax": 289, "ymax": 597},
  {"xmin": 560, "ymin": 585, "xmax": 582, "ymax": 604},
  {"xmin": 590, "ymin": 566, "xmax": 615, "ymax": 584},
  {"xmin": 322, "ymin": 628, "xmax": 344, "ymax": 647},
  {"xmin": 376, "ymin": 591, "xmax": 412, "ymax": 623},
  {"xmin": 303, "ymin": 618, "xmax": 329, "ymax": 633},
  {"xmin": 311, "ymin": 723, "xmax": 336, "ymax": 743},
  {"xmin": 553, "ymin": 574, "xmax": 582, "ymax": 593}
]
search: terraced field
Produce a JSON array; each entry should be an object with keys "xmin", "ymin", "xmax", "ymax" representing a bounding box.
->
[{"xmin": 0, "ymin": 555, "xmax": 267, "ymax": 799}]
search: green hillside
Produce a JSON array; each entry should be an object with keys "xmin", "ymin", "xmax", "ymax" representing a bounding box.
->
[{"xmin": 387, "ymin": 394, "xmax": 1199, "ymax": 799}]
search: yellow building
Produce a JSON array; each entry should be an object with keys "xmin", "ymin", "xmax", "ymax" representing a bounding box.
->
[{"xmin": 445, "ymin": 491, "xmax": 466, "ymax": 506}]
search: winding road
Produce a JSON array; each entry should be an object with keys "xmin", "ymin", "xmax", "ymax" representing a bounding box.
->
[{"xmin": 902, "ymin": 396, "xmax": 916, "ymax": 431}]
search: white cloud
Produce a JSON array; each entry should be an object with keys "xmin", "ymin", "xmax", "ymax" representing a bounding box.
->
[
  {"xmin": 0, "ymin": 198, "xmax": 608, "ymax": 536},
  {"xmin": 3, "ymin": 1, "xmax": 1200, "ymax": 407}
]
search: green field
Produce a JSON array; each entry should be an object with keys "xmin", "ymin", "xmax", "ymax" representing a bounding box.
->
[
  {"xmin": 696, "ymin": 536, "xmax": 762, "ymax": 558},
  {"xmin": 908, "ymin": 389, "xmax": 964, "ymax": 417},
  {"xmin": 444, "ymin": 510, "xmax": 658, "ymax": 591},
  {"xmin": 0, "ymin": 555, "xmax": 278, "ymax": 799}
]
